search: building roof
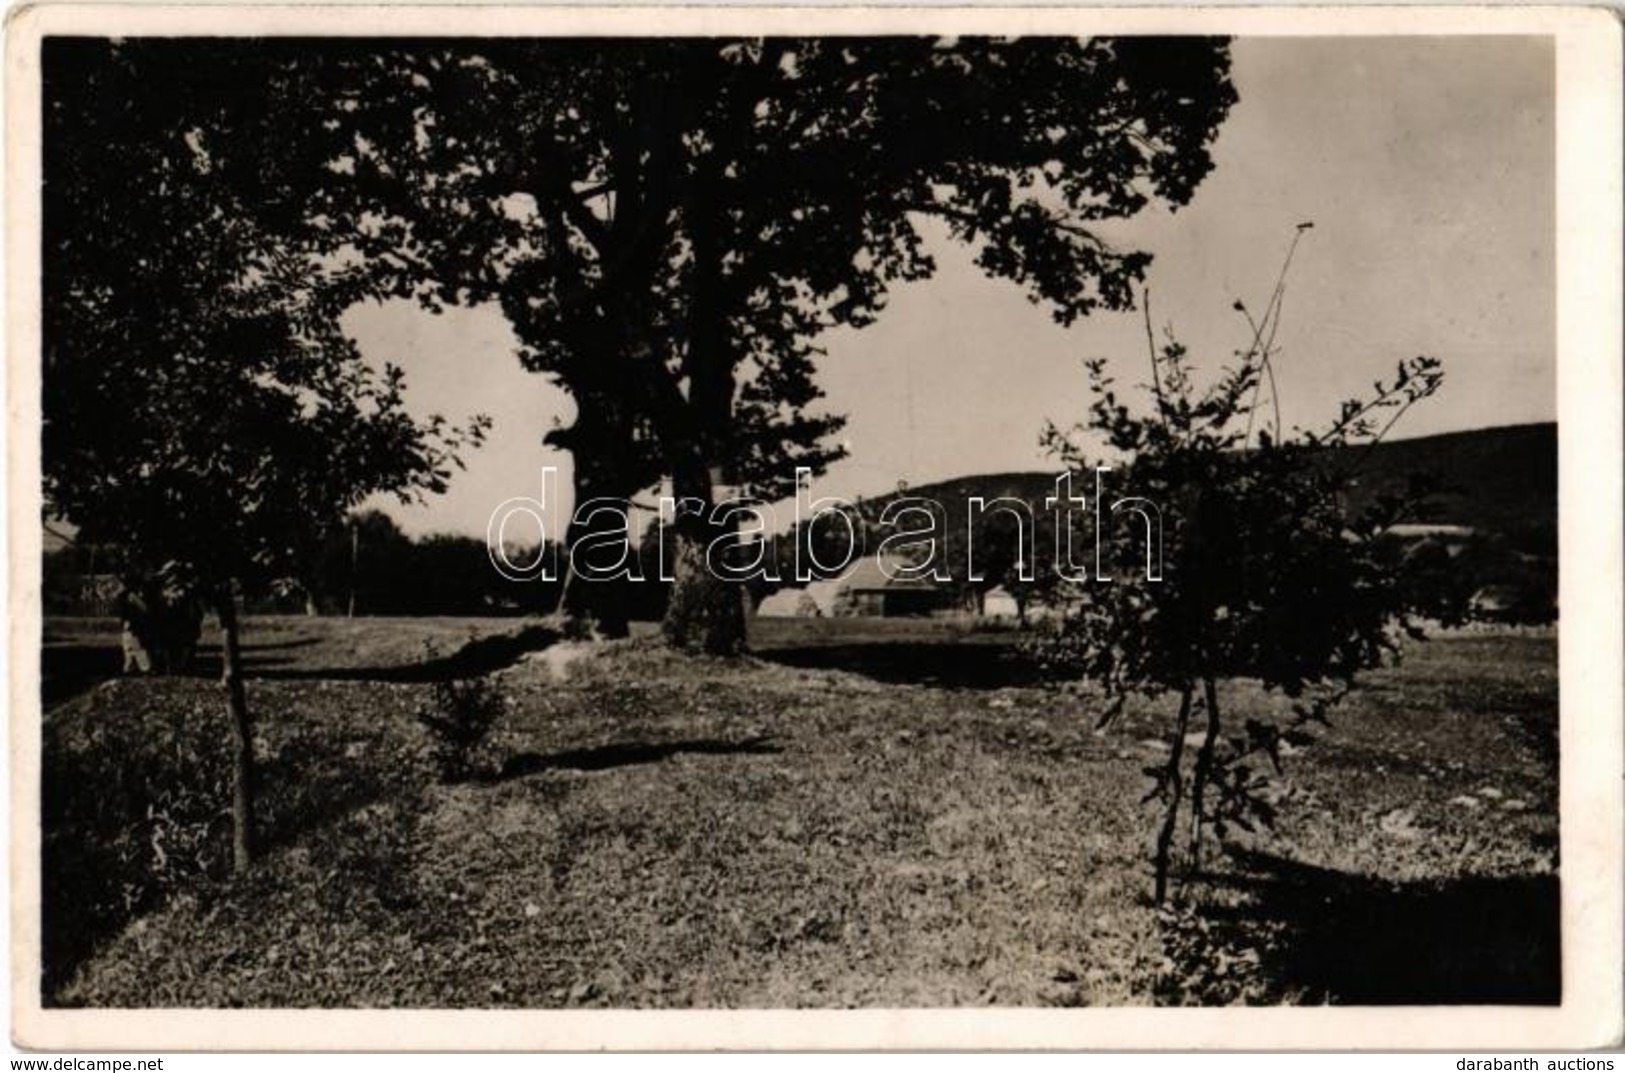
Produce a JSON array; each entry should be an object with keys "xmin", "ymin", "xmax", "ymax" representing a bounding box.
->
[
  {"xmin": 1384, "ymin": 523, "xmax": 1475, "ymax": 539},
  {"xmin": 837, "ymin": 552, "xmax": 946, "ymax": 593}
]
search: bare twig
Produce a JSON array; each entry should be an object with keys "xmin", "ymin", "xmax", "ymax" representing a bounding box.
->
[
  {"xmin": 1242, "ymin": 224, "xmax": 1312, "ymax": 446},
  {"xmin": 1143, "ymin": 287, "xmax": 1168, "ymax": 426}
]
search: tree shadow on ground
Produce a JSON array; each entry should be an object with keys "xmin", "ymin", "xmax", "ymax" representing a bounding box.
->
[
  {"xmin": 234, "ymin": 623, "xmax": 558, "ymax": 681},
  {"xmin": 1201, "ymin": 848, "xmax": 1560, "ymax": 1004},
  {"xmin": 758, "ymin": 641, "xmax": 1041, "ymax": 690},
  {"xmin": 193, "ymin": 623, "xmax": 560, "ymax": 682},
  {"xmin": 43, "ymin": 624, "xmax": 560, "ymax": 704},
  {"xmin": 222, "ymin": 636, "xmax": 325, "ymax": 652},
  {"xmin": 495, "ymin": 736, "xmax": 781, "ymax": 781}
]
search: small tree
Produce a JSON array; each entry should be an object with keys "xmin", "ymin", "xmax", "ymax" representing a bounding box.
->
[
  {"xmin": 1037, "ymin": 231, "xmax": 1444, "ymax": 902},
  {"xmin": 43, "ymin": 41, "xmax": 486, "ymax": 869}
]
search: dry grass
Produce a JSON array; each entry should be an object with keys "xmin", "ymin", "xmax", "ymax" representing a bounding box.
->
[{"xmin": 43, "ymin": 617, "xmax": 1557, "ymax": 1007}]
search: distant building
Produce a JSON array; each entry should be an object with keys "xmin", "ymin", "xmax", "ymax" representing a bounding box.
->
[
  {"xmin": 801, "ymin": 576, "xmax": 846, "ymax": 617},
  {"xmin": 755, "ymin": 553, "xmax": 957, "ymax": 618},
  {"xmin": 77, "ymin": 574, "xmax": 123, "ymax": 616},
  {"xmin": 1470, "ymin": 585, "xmax": 1518, "ymax": 618},
  {"xmin": 1469, "ymin": 582, "xmax": 1555, "ymax": 624},
  {"xmin": 756, "ymin": 588, "xmax": 823, "ymax": 618},
  {"xmin": 829, "ymin": 553, "xmax": 957, "ymax": 617},
  {"xmin": 1384, "ymin": 523, "xmax": 1479, "ymax": 566},
  {"xmin": 1384, "ymin": 524, "xmax": 1476, "ymax": 540},
  {"xmin": 981, "ymin": 586, "xmax": 1022, "ymax": 620}
]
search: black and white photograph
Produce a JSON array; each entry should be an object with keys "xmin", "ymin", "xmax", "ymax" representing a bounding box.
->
[{"xmin": 8, "ymin": 3, "xmax": 1622, "ymax": 1054}]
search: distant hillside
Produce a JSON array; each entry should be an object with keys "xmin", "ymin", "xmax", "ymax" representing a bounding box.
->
[
  {"xmin": 1330, "ymin": 422, "xmax": 1555, "ymax": 537},
  {"xmin": 848, "ymin": 422, "xmax": 1555, "ymax": 545}
]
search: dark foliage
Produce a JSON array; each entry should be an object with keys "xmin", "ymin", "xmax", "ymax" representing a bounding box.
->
[
  {"xmin": 306, "ymin": 510, "xmax": 564, "ymax": 618},
  {"xmin": 416, "ymin": 672, "xmax": 508, "ymax": 783}
]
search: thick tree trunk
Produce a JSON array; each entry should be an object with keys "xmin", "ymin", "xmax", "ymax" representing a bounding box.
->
[
  {"xmin": 659, "ymin": 163, "xmax": 746, "ymax": 656},
  {"xmin": 1153, "ymin": 684, "xmax": 1196, "ymax": 905},
  {"xmin": 552, "ymin": 390, "xmax": 644, "ymax": 640},
  {"xmin": 215, "ymin": 586, "xmax": 256, "ymax": 872},
  {"xmin": 559, "ymin": 468, "xmax": 633, "ymax": 640},
  {"xmin": 660, "ymin": 456, "xmax": 746, "ymax": 655}
]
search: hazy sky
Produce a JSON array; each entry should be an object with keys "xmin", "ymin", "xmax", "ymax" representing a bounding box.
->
[{"xmin": 344, "ymin": 35, "xmax": 1555, "ymax": 538}]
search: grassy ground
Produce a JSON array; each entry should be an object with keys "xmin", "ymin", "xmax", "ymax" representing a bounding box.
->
[{"xmin": 41, "ymin": 615, "xmax": 1557, "ymax": 1007}]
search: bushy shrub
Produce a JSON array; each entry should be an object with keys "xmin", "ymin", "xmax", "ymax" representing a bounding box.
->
[
  {"xmin": 415, "ymin": 674, "xmax": 506, "ymax": 783},
  {"xmin": 41, "ymin": 685, "xmax": 234, "ymax": 995}
]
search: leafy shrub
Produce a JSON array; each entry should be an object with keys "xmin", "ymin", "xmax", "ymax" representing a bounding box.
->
[
  {"xmin": 41, "ymin": 685, "xmax": 234, "ymax": 996},
  {"xmin": 1150, "ymin": 901, "xmax": 1287, "ymax": 1006},
  {"xmin": 416, "ymin": 673, "xmax": 506, "ymax": 783}
]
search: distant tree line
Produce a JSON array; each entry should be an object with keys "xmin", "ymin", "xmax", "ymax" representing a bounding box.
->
[{"xmin": 44, "ymin": 513, "xmax": 553, "ymax": 619}]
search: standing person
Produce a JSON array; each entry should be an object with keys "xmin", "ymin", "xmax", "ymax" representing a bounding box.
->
[{"xmin": 114, "ymin": 577, "xmax": 153, "ymax": 675}]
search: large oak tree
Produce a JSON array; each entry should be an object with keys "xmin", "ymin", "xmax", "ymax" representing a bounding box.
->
[{"xmin": 46, "ymin": 35, "xmax": 1237, "ymax": 654}]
